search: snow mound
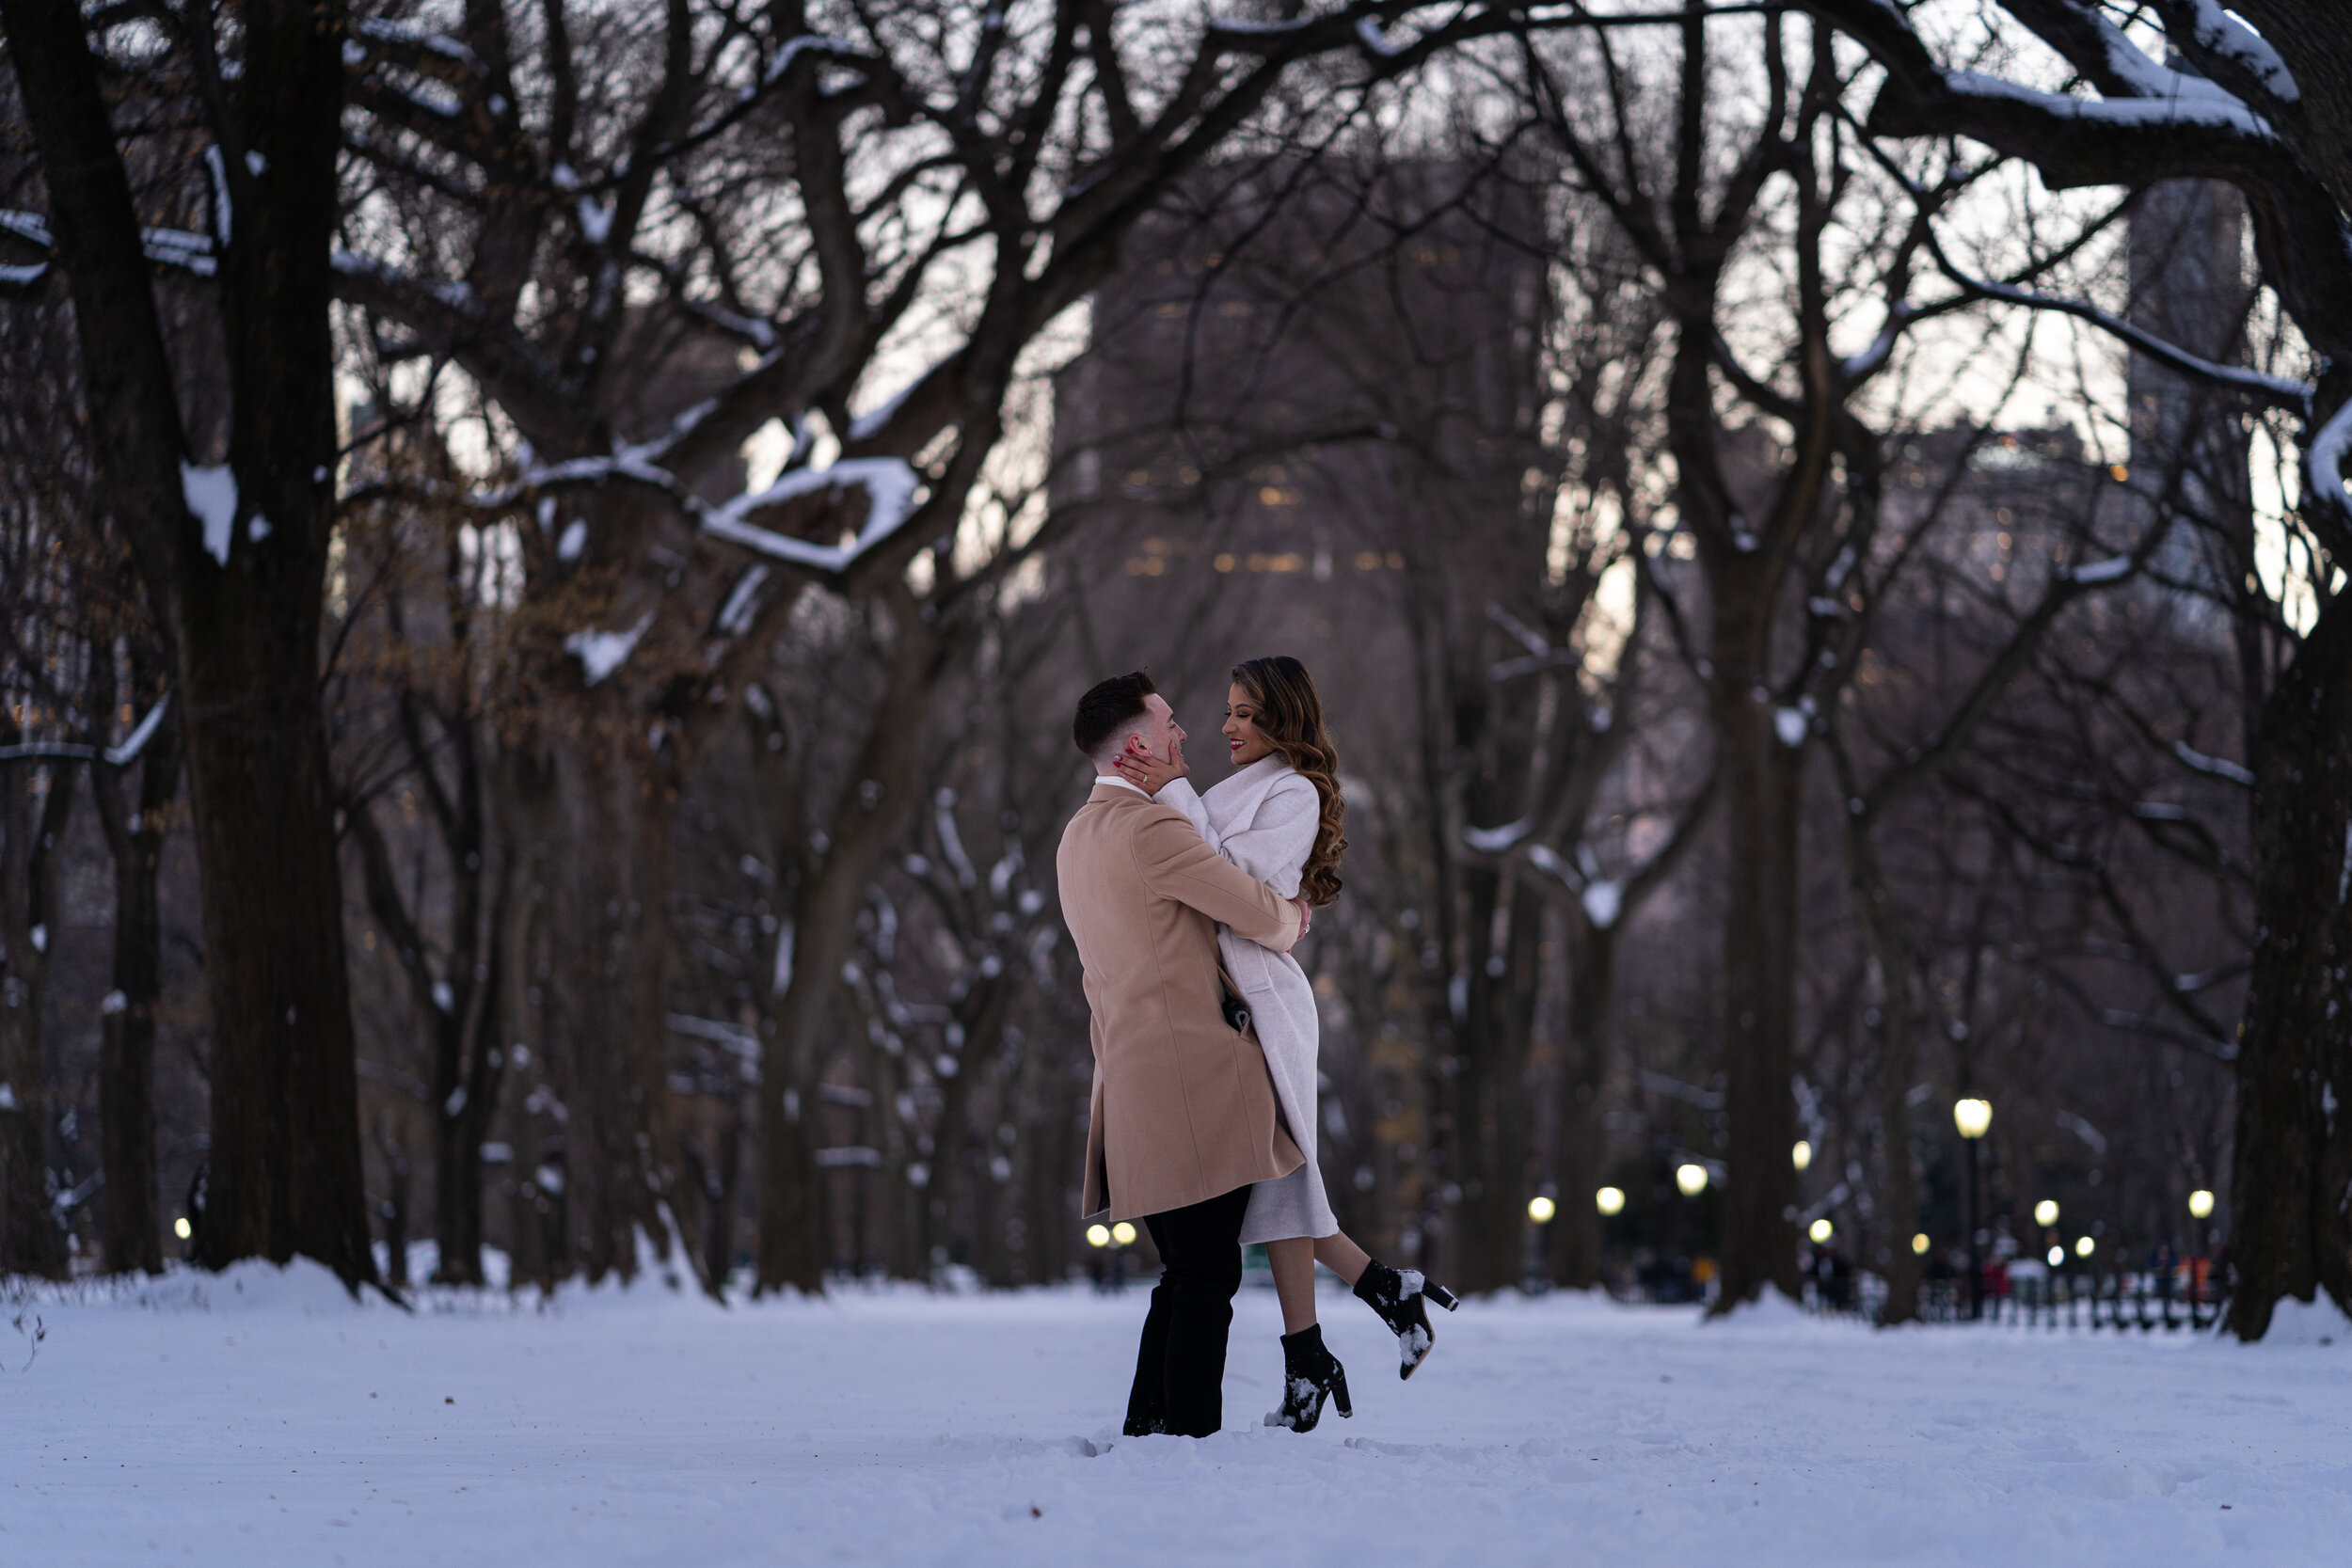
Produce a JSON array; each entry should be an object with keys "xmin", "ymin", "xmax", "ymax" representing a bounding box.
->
[
  {"xmin": 1702, "ymin": 1288, "xmax": 1821, "ymax": 1329},
  {"xmin": 194, "ymin": 1258, "xmax": 373, "ymax": 1315},
  {"xmin": 1, "ymin": 1258, "xmax": 366, "ymax": 1316},
  {"xmin": 2250, "ymin": 1293, "xmax": 2352, "ymax": 1347}
]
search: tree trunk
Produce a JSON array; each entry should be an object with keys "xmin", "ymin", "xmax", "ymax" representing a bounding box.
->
[
  {"xmin": 4, "ymin": 0, "xmax": 378, "ymax": 1288},
  {"xmin": 1711, "ymin": 674, "xmax": 1805, "ymax": 1311},
  {"xmin": 2224, "ymin": 597, "xmax": 2352, "ymax": 1338},
  {"xmin": 1551, "ymin": 916, "xmax": 1617, "ymax": 1290},
  {"xmin": 756, "ymin": 595, "xmax": 940, "ymax": 1294},
  {"xmin": 435, "ymin": 863, "xmax": 508, "ymax": 1289},
  {"xmin": 182, "ymin": 645, "xmax": 374, "ymax": 1282},
  {"xmin": 1841, "ymin": 814, "xmax": 1925, "ymax": 1325},
  {"xmin": 378, "ymin": 1141, "xmax": 411, "ymax": 1290},
  {"xmin": 432, "ymin": 985, "xmax": 508, "ymax": 1288},
  {"xmin": 1456, "ymin": 869, "xmax": 1543, "ymax": 1293},
  {"xmin": 498, "ymin": 735, "xmax": 567, "ymax": 1291},
  {"xmin": 90, "ymin": 705, "xmax": 180, "ymax": 1275},
  {"xmin": 1019, "ymin": 1028, "xmax": 1071, "ymax": 1286},
  {"xmin": 553, "ymin": 734, "xmax": 679, "ymax": 1281},
  {"xmin": 704, "ymin": 1099, "xmax": 743, "ymax": 1289},
  {"xmin": 0, "ymin": 757, "xmax": 75, "ymax": 1278}
]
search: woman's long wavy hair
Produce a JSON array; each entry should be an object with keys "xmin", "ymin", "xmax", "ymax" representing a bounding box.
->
[{"xmin": 1232, "ymin": 656, "xmax": 1346, "ymax": 907}]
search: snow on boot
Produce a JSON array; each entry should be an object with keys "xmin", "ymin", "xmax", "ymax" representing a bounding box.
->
[
  {"xmin": 1354, "ymin": 1259, "xmax": 1458, "ymax": 1380},
  {"xmin": 1263, "ymin": 1324, "xmax": 1352, "ymax": 1433}
]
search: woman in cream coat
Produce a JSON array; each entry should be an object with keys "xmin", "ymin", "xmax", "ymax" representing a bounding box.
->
[{"xmin": 1117, "ymin": 657, "xmax": 1455, "ymax": 1433}]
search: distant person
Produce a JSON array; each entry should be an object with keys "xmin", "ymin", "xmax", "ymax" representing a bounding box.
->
[
  {"xmin": 1115, "ymin": 657, "xmax": 1456, "ymax": 1430},
  {"xmin": 1057, "ymin": 672, "xmax": 1313, "ymax": 1439}
]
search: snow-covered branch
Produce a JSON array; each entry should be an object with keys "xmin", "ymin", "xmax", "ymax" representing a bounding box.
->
[
  {"xmin": 2170, "ymin": 0, "xmax": 2296, "ymax": 103},
  {"xmin": 695, "ymin": 458, "xmax": 924, "ymax": 574},
  {"xmin": 0, "ymin": 694, "xmax": 172, "ymax": 767},
  {"xmin": 2300, "ymin": 396, "xmax": 2352, "ymax": 527},
  {"xmin": 1944, "ymin": 69, "xmax": 2269, "ymax": 139},
  {"xmin": 2171, "ymin": 739, "xmax": 2255, "ymax": 788},
  {"xmin": 1925, "ymin": 229, "xmax": 2311, "ymax": 412}
]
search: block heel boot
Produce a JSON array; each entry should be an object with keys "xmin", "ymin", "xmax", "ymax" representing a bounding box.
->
[
  {"xmin": 1354, "ymin": 1259, "xmax": 1458, "ymax": 1380},
  {"xmin": 1264, "ymin": 1323, "xmax": 1352, "ymax": 1433}
]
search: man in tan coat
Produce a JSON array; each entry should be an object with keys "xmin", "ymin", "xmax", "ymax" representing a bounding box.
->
[{"xmin": 1057, "ymin": 671, "xmax": 1311, "ymax": 1438}]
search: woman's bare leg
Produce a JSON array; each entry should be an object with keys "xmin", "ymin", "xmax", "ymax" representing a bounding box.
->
[
  {"xmin": 1272, "ymin": 1232, "xmax": 1378, "ymax": 1335},
  {"xmin": 1266, "ymin": 1238, "xmax": 1319, "ymax": 1335},
  {"xmin": 1313, "ymin": 1232, "xmax": 1372, "ymax": 1288}
]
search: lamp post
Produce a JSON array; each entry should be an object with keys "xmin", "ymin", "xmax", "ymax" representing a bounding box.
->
[{"xmin": 1953, "ymin": 1098, "xmax": 1993, "ymax": 1321}]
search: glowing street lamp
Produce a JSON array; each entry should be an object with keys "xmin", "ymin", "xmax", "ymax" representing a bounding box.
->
[
  {"xmin": 1911, "ymin": 1232, "xmax": 1931, "ymax": 1256},
  {"xmin": 1675, "ymin": 1164, "xmax": 1709, "ymax": 1198},
  {"xmin": 1954, "ymin": 1098, "xmax": 1992, "ymax": 1322},
  {"xmin": 1528, "ymin": 1196, "xmax": 1557, "ymax": 1224},
  {"xmin": 2074, "ymin": 1236, "xmax": 2094, "ymax": 1259},
  {"xmin": 1086, "ymin": 1224, "xmax": 1111, "ymax": 1248},
  {"xmin": 173, "ymin": 1216, "xmax": 193, "ymax": 1242},
  {"xmin": 1111, "ymin": 1221, "xmax": 1137, "ymax": 1246},
  {"xmin": 2045, "ymin": 1245, "xmax": 2064, "ymax": 1268},
  {"xmin": 2188, "ymin": 1189, "xmax": 2216, "ymax": 1220},
  {"xmin": 2033, "ymin": 1199, "xmax": 2059, "ymax": 1228},
  {"xmin": 1792, "ymin": 1140, "xmax": 1813, "ymax": 1172},
  {"xmin": 1595, "ymin": 1186, "xmax": 1626, "ymax": 1217},
  {"xmin": 1808, "ymin": 1218, "xmax": 1834, "ymax": 1244}
]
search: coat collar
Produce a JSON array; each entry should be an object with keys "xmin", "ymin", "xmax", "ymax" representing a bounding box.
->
[
  {"xmin": 1085, "ymin": 780, "xmax": 1152, "ymax": 806},
  {"xmin": 1213, "ymin": 752, "xmax": 1294, "ymax": 796}
]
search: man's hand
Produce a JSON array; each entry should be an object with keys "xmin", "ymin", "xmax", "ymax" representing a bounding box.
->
[{"xmin": 1114, "ymin": 731, "xmax": 1189, "ymax": 796}]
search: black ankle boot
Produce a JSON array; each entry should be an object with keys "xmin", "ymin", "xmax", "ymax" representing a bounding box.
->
[
  {"xmin": 1264, "ymin": 1324, "xmax": 1351, "ymax": 1433},
  {"xmin": 1354, "ymin": 1259, "xmax": 1459, "ymax": 1380}
]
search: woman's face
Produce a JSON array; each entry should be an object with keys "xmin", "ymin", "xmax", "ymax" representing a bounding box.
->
[{"xmin": 1224, "ymin": 682, "xmax": 1275, "ymax": 768}]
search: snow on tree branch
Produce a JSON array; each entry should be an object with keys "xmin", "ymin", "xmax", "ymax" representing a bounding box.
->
[
  {"xmin": 697, "ymin": 459, "xmax": 924, "ymax": 574},
  {"xmin": 565, "ymin": 611, "xmax": 655, "ymax": 687},
  {"xmin": 1942, "ymin": 70, "xmax": 2269, "ymax": 140},
  {"xmin": 1924, "ymin": 229, "xmax": 2311, "ymax": 411},
  {"xmin": 0, "ymin": 695, "xmax": 172, "ymax": 767},
  {"xmin": 2174, "ymin": 0, "xmax": 2297, "ymax": 103},
  {"xmin": 2301, "ymin": 396, "xmax": 2352, "ymax": 527},
  {"xmin": 105, "ymin": 694, "xmax": 172, "ymax": 765}
]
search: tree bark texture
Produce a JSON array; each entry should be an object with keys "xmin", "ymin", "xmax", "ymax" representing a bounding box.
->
[
  {"xmin": 0, "ymin": 757, "xmax": 74, "ymax": 1276},
  {"xmin": 1711, "ymin": 671, "xmax": 1805, "ymax": 1309},
  {"xmin": 551, "ymin": 729, "xmax": 680, "ymax": 1282},
  {"xmin": 2225, "ymin": 601, "xmax": 2352, "ymax": 1338},
  {"xmin": 181, "ymin": 627, "xmax": 373, "ymax": 1279},
  {"xmin": 90, "ymin": 705, "xmax": 181, "ymax": 1275},
  {"xmin": 1550, "ymin": 917, "xmax": 1617, "ymax": 1290},
  {"xmin": 756, "ymin": 597, "xmax": 941, "ymax": 1293},
  {"xmin": 2, "ymin": 0, "xmax": 377, "ymax": 1286},
  {"xmin": 1840, "ymin": 816, "xmax": 1925, "ymax": 1324},
  {"xmin": 348, "ymin": 699, "xmax": 509, "ymax": 1288},
  {"xmin": 1454, "ymin": 867, "xmax": 1544, "ymax": 1293}
]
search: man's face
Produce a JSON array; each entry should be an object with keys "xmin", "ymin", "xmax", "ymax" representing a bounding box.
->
[{"xmin": 1121, "ymin": 692, "xmax": 1185, "ymax": 765}]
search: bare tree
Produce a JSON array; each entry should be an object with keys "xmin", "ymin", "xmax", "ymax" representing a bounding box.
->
[
  {"xmin": 1496, "ymin": 3, "xmax": 2106, "ymax": 1307},
  {"xmin": 325, "ymin": 0, "xmax": 1555, "ymax": 1292},
  {"xmin": 2, "ymin": 0, "xmax": 378, "ymax": 1286},
  {"xmin": 1805, "ymin": 0, "xmax": 2352, "ymax": 1339}
]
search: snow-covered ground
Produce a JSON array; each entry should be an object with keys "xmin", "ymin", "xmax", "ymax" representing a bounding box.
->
[{"xmin": 7, "ymin": 1262, "xmax": 2350, "ymax": 1567}]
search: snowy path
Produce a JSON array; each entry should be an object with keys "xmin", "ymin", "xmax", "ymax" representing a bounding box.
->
[{"xmin": 6, "ymin": 1263, "xmax": 2349, "ymax": 1567}]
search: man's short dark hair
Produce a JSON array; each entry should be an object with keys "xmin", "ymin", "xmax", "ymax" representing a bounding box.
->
[{"xmin": 1073, "ymin": 671, "xmax": 1157, "ymax": 761}]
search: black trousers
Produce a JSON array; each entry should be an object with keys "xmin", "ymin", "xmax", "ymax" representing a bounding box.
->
[{"xmin": 1123, "ymin": 1183, "xmax": 1252, "ymax": 1438}]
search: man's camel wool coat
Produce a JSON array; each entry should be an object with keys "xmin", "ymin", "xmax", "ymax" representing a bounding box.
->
[{"xmin": 1057, "ymin": 781, "xmax": 1305, "ymax": 1222}]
